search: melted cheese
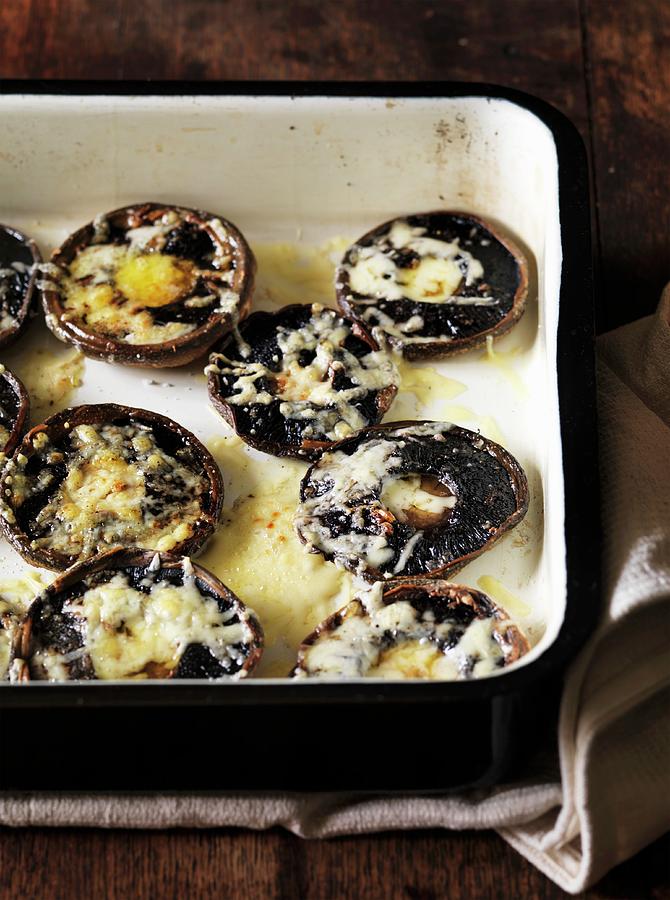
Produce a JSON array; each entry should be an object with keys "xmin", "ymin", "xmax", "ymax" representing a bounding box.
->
[
  {"xmin": 114, "ymin": 253, "xmax": 196, "ymax": 308},
  {"xmin": 477, "ymin": 575, "xmax": 531, "ymax": 619},
  {"xmin": 56, "ymin": 210, "xmax": 239, "ymax": 345},
  {"xmin": 200, "ymin": 445, "xmax": 355, "ymax": 677},
  {"xmin": 34, "ymin": 569, "xmax": 252, "ymax": 681},
  {"xmin": 11, "ymin": 423, "xmax": 208, "ymax": 558},
  {"xmin": 392, "ymin": 358, "xmax": 468, "ymax": 420},
  {"xmin": 207, "ymin": 305, "xmax": 399, "ymax": 441},
  {"xmin": 344, "ymin": 220, "xmax": 488, "ymax": 305},
  {"xmin": 482, "ymin": 334, "xmax": 529, "ymax": 397},
  {"xmin": 296, "ymin": 593, "xmax": 509, "ymax": 680},
  {"xmin": 351, "ymin": 253, "xmax": 464, "ymax": 304}
]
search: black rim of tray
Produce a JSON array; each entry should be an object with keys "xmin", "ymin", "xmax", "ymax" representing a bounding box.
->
[{"xmin": 0, "ymin": 80, "xmax": 599, "ymax": 708}]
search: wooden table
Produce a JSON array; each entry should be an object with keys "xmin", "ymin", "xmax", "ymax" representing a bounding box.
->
[{"xmin": 0, "ymin": 1, "xmax": 668, "ymax": 897}]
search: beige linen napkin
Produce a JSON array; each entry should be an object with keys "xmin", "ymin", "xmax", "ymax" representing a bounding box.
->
[{"xmin": 2, "ymin": 290, "xmax": 669, "ymax": 895}]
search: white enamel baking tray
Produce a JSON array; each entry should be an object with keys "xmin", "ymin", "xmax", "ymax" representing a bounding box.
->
[{"xmin": 0, "ymin": 85, "xmax": 598, "ymax": 764}]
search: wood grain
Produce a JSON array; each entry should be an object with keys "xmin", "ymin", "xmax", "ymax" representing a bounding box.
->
[
  {"xmin": 0, "ymin": 826, "xmax": 667, "ymax": 900},
  {"xmin": 1, "ymin": 0, "xmax": 589, "ymax": 129},
  {"xmin": 0, "ymin": 0, "xmax": 669, "ymax": 897},
  {"xmin": 582, "ymin": 0, "xmax": 670, "ymax": 329}
]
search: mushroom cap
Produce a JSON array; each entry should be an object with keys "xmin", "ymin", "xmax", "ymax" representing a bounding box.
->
[
  {"xmin": 0, "ymin": 223, "xmax": 42, "ymax": 350},
  {"xmin": 42, "ymin": 202, "xmax": 255, "ymax": 367},
  {"xmin": 10, "ymin": 548, "xmax": 263, "ymax": 682},
  {"xmin": 0, "ymin": 365, "xmax": 29, "ymax": 457},
  {"xmin": 0, "ymin": 403, "xmax": 224, "ymax": 571},
  {"xmin": 291, "ymin": 578, "xmax": 530, "ymax": 680},
  {"xmin": 295, "ymin": 420, "xmax": 528, "ymax": 582},
  {"xmin": 207, "ymin": 303, "xmax": 399, "ymax": 460},
  {"xmin": 336, "ymin": 211, "xmax": 528, "ymax": 359}
]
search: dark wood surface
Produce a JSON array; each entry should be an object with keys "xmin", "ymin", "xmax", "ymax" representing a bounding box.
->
[{"xmin": 0, "ymin": 1, "xmax": 668, "ymax": 898}]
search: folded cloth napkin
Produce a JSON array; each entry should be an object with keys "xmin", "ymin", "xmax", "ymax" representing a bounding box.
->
[
  {"xmin": 2, "ymin": 290, "xmax": 669, "ymax": 895},
  {"xmin": 501, "ymin": 284, "xmax": 670, "ymax": 890}
]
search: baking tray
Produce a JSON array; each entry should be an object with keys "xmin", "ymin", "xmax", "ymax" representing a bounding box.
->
[{"xmin": 0, "ymin": 82, "xmax": 599, "ymax": 793}]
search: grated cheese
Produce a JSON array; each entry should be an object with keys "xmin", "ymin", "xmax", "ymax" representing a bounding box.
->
[{"xmin": 207, "ymin": 305, "xmax": 399, "ymax": 441}]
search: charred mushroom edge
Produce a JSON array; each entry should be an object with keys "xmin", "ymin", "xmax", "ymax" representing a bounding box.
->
[{"xmin": 0, "ymin": 366, "xmax": 30, "ymax": 457}]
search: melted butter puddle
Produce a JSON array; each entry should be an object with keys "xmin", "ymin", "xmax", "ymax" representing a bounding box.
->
[
  {"xmin": 481, "ymin": 335, "xmax": 528, "ymax": 398},
  {"xmin": 477, "ymin": 575, "xmax": 531, "ymax": 619},
  {"xmin": 395, "ymin": 359, "xmax": 467, "ymax": 417},
  {"xmin": 206, "ymin": 433, "xmax": 258, "ymax": 503},
  {"xmin": 393, "ymin": 362, "xmax": 505, "ymax": 451},
  {"xmin": 253, "ymin": 237, "xmax": 352, "ymax": 309},
  {"xmin": 2, "ymin": 326, "xmax": 84, "ymax": 425},
  {"xmin": 440, "ymin": 404, "xmax": 506, "ymax": 446},
  {"xmin": 201, "ymin": 439, "xmax": 354, "ymax": 678}
]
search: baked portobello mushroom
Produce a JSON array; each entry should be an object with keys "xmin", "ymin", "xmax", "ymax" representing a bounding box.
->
[
  {"xmin": 42, "ymin": 202, "xmax": 255, "ymax": 367},
  {"xmin": 0, "ymin": 587, "xmax": 32, "ymax": 680},
  {"xmin": 0, "ymin": 365, "xmax": 29, "ymax": 457},
  {"xmin": 291, "ymin": 579, "xmax": 529, "ymax": 680},
  {"xmin": 10, "ymin": 548, "xmax": 263, "ymax": 682},
  {"xmin": 335, "ymin": 211, "xmax": 528, "ymax": 359},
  {"xmin": 0, "ymin": 403, "xmax": 223, "ymax": 571},
  {"xmin": 0, "ymin": 223, "xmax": 41, "ymax": 349},
  {"xmin": 206, "ymin": 303, "xmax": 399, "ymax": 459},
  {"xmin": 295, "ymin": 421, "xmax": 528, "ymax": 582}
]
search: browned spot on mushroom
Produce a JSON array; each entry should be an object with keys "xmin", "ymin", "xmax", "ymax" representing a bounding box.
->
[
  {"xmin": 383, "ymin": 473, "xmax": 456, "ymax": 529},
  {"xmin": 142, "ymin": 660, "xmax": 173, "ymax": 679}
]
